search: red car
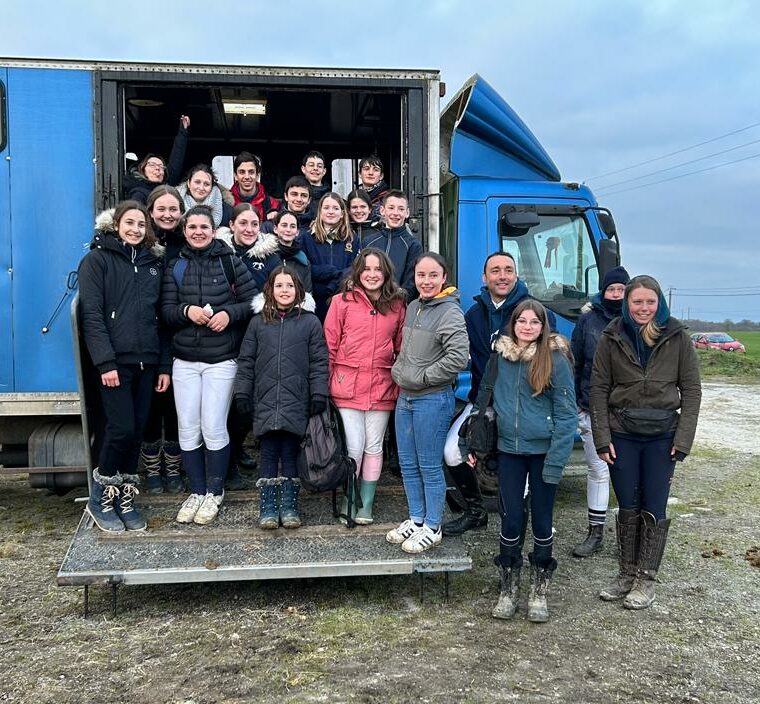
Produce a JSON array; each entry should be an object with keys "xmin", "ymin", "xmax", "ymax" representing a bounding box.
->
[{"xmin": 691, "ymin": 332, "xmax": 746, "ymax": 353}]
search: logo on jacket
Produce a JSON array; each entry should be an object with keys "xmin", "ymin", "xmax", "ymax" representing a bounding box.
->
[
  {"xmin": 252, "ymin": 262, "xmax": 265, "ymax": 270},
  {"xmin": 149, "ymin": 267, "xmax": 158, "ymax": 276},
  {"xmin": 344, "ymin": 242, "xmax": 353, "ymax": 253}
]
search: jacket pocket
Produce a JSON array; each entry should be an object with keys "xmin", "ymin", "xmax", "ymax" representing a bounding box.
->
[
  {"xmin": 330, "ymin": 363, "xmax": 359, "ymax": 399},
  {"xmin": 373, "ymin": 365, "xmax": 399, "ymax": 402}
]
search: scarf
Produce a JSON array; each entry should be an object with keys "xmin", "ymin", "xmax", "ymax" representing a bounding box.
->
[{"xmin": 176, "ymin": 183, "xmax": 224, "ymax": 227}]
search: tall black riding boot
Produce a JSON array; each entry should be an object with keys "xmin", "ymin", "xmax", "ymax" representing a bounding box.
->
[
  {"xmin": 599, "ymin": 509, "xmax": 640, "ymax": 601},
  {"xmin": 442, "ymin": 462, "xmax": 488, "ymax": 536},
  {"xmin": 624, "ymin": 511, "xmax": 671, "ymax": 610}
]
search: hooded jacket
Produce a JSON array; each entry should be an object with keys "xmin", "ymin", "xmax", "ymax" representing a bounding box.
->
[
  {"xmin": 323, "ymin": 287, "xmax": 405, "ymax": 411},
  {"xmin": 122, "ymin": 124, "xmax": 188, "ymax": 203},
  {"xmin": 161, "ymin": 239, "xmax": 257, "ymax": 364},
  {"xmin": 234, "ymin": 293, "xmax": 328, "ymax": 438},
  {"xmin": 570, "ymin": 293, "xmax": 621, "ymax": 411},
  {"xmin": 301, "ymin": 231, "xmax": 358, "ymax": 319},
  {"xmin": 215, "ymin": 227, "xmax": 281, "ymax": 291},
  {"xmin": 277, "ymin": 239, "xmax": 313, "ymax": 293},
  {"xmin": 357, "ymin": 225, "xmax": 423, "ymax": 300},
  {"xmin": 361, "ymin": 180, "xmax": 389, "ymax": 220},
  {"xmin": 78, "ymin": 210, "xmax": 169, "ymax": 374},
  {"xmin": 488, "ymin": 334, "xmax": 576, "ymax": 484},
  {"xmin": 391, "ymin": 287, "xmax": 469, "ymax": 396},
  {"xmin": 589, "ymin": 309, "xmax": 702, "ymax": 456}
]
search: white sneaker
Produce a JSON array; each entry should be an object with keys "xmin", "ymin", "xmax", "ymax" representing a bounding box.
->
[
  {"xmin": 401, "ymin": 524, "xmax": 442, "ymax": 553},
  {"xmin": 176, "ymin": 493, "xmax": 204, "ymax": 523},
  {"xmin": 386, "ymin": 519, "xmax": 421, "ymax": 545},
  {"xmin": 193, "ymin": 492, "xmax": 224, "ymax": 525}
]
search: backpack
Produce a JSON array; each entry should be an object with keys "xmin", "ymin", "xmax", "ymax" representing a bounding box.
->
[
  {"xmin": 173, "ymin": 254, "xmax": 237, "ymax": 300},
  {"xmin": 297, "ymin": 401, "xmax": 360, "ymax": 527}
]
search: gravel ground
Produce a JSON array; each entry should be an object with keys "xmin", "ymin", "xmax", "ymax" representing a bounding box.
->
[{"xmin": 1, "ymin": 380, "xmax": 758, "ymax": 704}]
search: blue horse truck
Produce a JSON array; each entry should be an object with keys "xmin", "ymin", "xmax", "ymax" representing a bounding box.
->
[{"xmin": 0, "ymin": 58, "xmax": 620, "ymax": 493}]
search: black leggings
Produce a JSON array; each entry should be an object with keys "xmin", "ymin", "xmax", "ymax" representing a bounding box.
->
[
  {"xmin": 259, "ymin": 430, "xmax": 300, "ymax": 479},
  {"xmin": 609, "ymin": 432, "xmax": 675, "ymax": 520},
  {"xmin": 97, "ymin": 364, "xmax": 155, "ymax": 476},
  {"xmin": 142, "ymin": 386, "xmax": 179, "ymax": 444}
]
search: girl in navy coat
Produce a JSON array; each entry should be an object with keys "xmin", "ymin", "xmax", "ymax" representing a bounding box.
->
[
  {"xmin": 302, "ymin": 192, "xmax": 357, "ymax": 320},
  {"xmin": 467, "ymin": 300, "xmax": 575, "ymax": 624},
  {"xmin": 234, "ymin": 267, "xmax": 327, "ymax": 530}
]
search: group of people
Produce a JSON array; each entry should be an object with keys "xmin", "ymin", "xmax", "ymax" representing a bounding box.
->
[{"xmin": 77, "ymin": 125, "xmax": 701, "ymax": 624}]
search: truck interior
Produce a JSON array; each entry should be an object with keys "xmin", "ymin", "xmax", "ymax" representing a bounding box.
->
[{"xmin": 120, "ymin": 83, "xmax": 404, "ymax": 199}]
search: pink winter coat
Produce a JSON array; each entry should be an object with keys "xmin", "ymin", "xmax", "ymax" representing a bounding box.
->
[{"xmin": 323, "ymin": 288, "xmax": 405, "ymax": 411}]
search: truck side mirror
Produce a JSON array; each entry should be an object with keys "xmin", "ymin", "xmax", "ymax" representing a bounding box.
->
[
  {"xmin": 599, "ymin": 238, "xmax": 620, "ymax": 279},
  {"xmin": 597, "ymin": 211, "xmax": 617, "ymax": 238}
]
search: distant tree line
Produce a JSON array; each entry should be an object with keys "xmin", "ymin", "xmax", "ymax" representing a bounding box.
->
[{"xmin": 682, "ymin": 319, "xmax": 760, "ymax": 332}]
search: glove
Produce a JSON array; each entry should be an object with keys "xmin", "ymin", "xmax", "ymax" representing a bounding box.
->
[
  {"xmin": 673, "ymin": 450, "xmax": 687, "ymax": 462},
  {"xmin": 235, "ymin": 394, "xmax": 252, "ymax": 419},
  {"xmin": 310, "ymin": 395, "xmax": 327, "ymax": 416}
]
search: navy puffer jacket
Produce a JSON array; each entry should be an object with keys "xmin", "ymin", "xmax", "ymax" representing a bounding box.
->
[
  {"xmin": 234, "ymin": 294, "xmax": 328, "ymax": 438},
  {"xmin": 161, "ymin": 239, "xmax": 257, "ymax": 363},
  {"xmin": 570, "ymin": 293, "xmax": 619, "ymax": 410}
]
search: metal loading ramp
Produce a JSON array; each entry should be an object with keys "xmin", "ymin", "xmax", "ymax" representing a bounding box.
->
[{"xmin": 57, "ymin": 487, "xmax": 472, "ymax": 600}]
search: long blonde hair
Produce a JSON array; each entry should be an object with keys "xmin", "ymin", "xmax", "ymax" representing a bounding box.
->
[{"xmin": 309, "ymin": 192, "xmax": 352, "ymax": 243}]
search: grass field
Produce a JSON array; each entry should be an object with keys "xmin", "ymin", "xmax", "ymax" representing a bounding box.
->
[{"xmin": 696, "ymin": 330, "xmax": 760, "ymax": 378}]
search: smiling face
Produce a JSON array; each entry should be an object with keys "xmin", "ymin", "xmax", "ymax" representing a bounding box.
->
[
  {"xmin": 359, "ymin": 253, "xmax": 385, "ymax": 298},
  {"xmin": 275, "ymin": 213, "xmax": 299, "ymax": 244},
  {"xmin": 380, "ymin": 196, "xmax": 408, "ymax": 229},
  {"xmin": 320, "ymin": 196, "xmax": 343, "ymax": 229},
  {"xmin": 273, "ymin": 272, "xmax": 297, "ymax": 308},
  {"xmin": 415, "ymin": 256, "xmax": 446, "ymax": 299},
  {"xmin": 150, "ymin": 193, "xmax": 182, "ymax": 231},
  {"xmin": 483, "ymin": 254, "xmax": 516, "ymax": 303},
  {"xmin": 234, "ymin": 161, "xmax": 258, "ymax": 195},
  {"xmin": 627, "ymin": 285, "xmax": 659, "ymax": 325},
  {"xmin": 359, "ymin": 162, "xmax": 383, "ymax": 187},
  {"xmin": 231, "ymin": 210, "xmax": 260, "ymax": 247},
  {"xmin": 142, "ymin": 157, "xmax": 166, "ymax": 184},
  {"xmin": 117, "ymin": 209, "xmax": 147, "ymax": 246},
  {"xmin": 348, "ymin": 197, "xmax": 370, "ymax": 223},
  {"xmin": 301, "ymin": 157, "xmax": 326, "ymax": 186},
  {"xmin": 183, "ymin": 213, "xmax": 214, "ymax": 249},
  {"xmin": 513, "ymin": 308, "xmax": 544, "ymax": 346},
  {"xmin": 188, "ymin": 170, "xmax": 213, "ymax": 202},
  {"xmin": 284, "ymin": 186, "xmax": 311, "ymax": 214}
]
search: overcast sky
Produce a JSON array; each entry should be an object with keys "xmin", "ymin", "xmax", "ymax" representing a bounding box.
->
[{"xmin": 5, "ymin": 0, "xmax": 759, "ymax": 320}]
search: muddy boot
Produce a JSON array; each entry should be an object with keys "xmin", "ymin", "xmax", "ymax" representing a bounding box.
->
[
  {"xmin": 257, "ymin": 478, "xmax": 280, "ymax": 530},
  {"xmin": 492, "ymin": 555, "xmax": 522, "ymax": 620},
  {"xmin": 85, "ymin": 469, "xmax": 125, "ymax": 533},
  {"xmin": 141, "ymin": 440, "xmax": 163, "ymax": 495},
  {"xmin": 624, "ymin": 511, "xmax": 671, "ymax": 610},
  {"xmin": 600, "ymin": 509, "xmax": 640, "ymax": 601},
  {"xmin": 116, "ymin": 473, "xmax": 147, "ymax": 531},
  {"xmin": 573, "ymin": 523, "xmax": 604, "ymax": 557},
  {"xmin": 527, "ymin": 554, "xmax": 556, "ymax": 623},
  {"xmin": 280, "ymin": 478, "xmax": 301, "ymax": 529},
  {"xmin": 163, "ymin": 441, "xmax": 184, "ymax": 494},
  {"xmin": 354, "ymin": 480, "xmax": 378, "ymax": 525},
  {"xmin": 443, "ymin": 463, "xmax": 488, "ymax": 536}
]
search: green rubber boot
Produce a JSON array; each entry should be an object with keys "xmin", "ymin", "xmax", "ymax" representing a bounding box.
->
[{"xmin": 354, "ymin": 479, "xmax": 378, "ymax": 525}]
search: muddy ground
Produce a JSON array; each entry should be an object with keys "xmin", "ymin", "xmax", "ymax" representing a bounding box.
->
[{"xmin": 1, "ymin": 379, "xmax": 759, "ymax": 703}]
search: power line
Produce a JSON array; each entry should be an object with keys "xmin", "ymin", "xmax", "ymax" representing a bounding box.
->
[
  {"xmin": 670, "ymin": 292, "xmax": 760, "ymax": 298},
  {"xmin": 585, "ymin": 120, "xmax": 760, "ymax": 182},
  {"xmin": 674, "ymin": 286, "xmax": 760, "ymax": 293},
  {"xmin": 595, "ymin": 137, "xmax": 760, "ymax": 193},
  {"xmin": 597, "ymin": 151, "xmax": 760, "ymax": 198}
]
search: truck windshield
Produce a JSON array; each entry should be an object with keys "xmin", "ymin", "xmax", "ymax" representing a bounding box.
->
[{"xmin": 500, "ymin": 213, "xmax": 598, "ymax": 319}]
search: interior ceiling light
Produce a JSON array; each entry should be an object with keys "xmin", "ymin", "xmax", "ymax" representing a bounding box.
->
[
  {"xmin": 128, "ymin": 98, "xmax": 164, "ymax": 107},
  {"xmin": 222, "ymin": 99, "xmax": 267, "ymax": 116}
]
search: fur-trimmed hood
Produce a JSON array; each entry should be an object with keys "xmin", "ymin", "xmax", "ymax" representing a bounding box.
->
[
  {"xmin": 216, "ymin": 227, "xmax": 280, "ymax": 261},
  {"xmin": 93, "ymin": 208, "xmax": 165, "ymax": 258},
  {"xmin": 494, "ymin": 332, "xmax": 571, "ymax": 362},
  {"xmin": 250, "ymin": 291, "xmax": 316, "ymax": 315}
]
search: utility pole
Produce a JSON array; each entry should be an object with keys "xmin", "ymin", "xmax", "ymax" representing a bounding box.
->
[{"xmin": 668, "ymin": 287, "xmax": 673, "ymax": 309}]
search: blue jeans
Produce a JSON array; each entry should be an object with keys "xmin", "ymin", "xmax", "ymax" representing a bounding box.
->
[{"xmin": 395, "ymin": 389, "xmax": 455, "ymax": 530}]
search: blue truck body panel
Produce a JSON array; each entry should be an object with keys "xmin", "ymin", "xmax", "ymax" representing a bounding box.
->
[
  {"xmin": 0, "ymin": 67, "xmax": 12, "ymax": 393},
  {"xmin": 3, "ymin": 67, "xmax": 94, "ymax": 393}
]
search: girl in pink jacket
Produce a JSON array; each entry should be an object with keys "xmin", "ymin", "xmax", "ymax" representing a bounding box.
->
[{"xmin": 323, "ymin": 249, "xmax": 406, "ymax": 524}]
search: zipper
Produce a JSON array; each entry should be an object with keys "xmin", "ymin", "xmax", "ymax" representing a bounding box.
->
[
  {"xmin": 274, "ymin": 315, "xmax": 284, "ymax": 428},
  {"xmin": 514, "ymin": 360, "xmax": 521, "ymax": 454}
]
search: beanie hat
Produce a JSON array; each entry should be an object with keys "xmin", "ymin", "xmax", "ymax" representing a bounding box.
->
[{"xmin": 600, "ymin": 265, "xmax": 630, "ymax": 293}]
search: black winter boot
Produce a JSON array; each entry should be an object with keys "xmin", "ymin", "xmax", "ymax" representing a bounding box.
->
[
  {"xmin": 116, "ymin": 473, "xmax": 147, "ymax": 531},
  {"xmin": 257, "ymin": 478, "xmax": 280, "ymax": 530},
  {"xmin": 624, "ymin": 511, "xmax": 671, "ymax": 610},
  {"xmin": 140, "ymin": 440, "xmax": 163, "ymax": 495},
  {"xmin": 163, "ymin": 441, "xmax": 184, "ymax": 494},
  {"xmin": 86, "ymin": 469, "xmax": 125, "ymax": 533},
  {"xmin": 280, "ymin": 478, "xmax": 301, "ymax": 529},
  {"xmin": 442, "ymin": 463, "xmax": 488, "ymax": 536},
  {"xmin": 527, "ymin": 553, "xmax": 557, "ymax": 623},
  {"xmin": 573, "ymin": 523, "xmax": 605, "ymax": 557},
  {"xmin": 600, "ymin": 509, "xmax": 640, "ymax": 601},
  {"xmin": 492, "ymin": 555, "xmax": 522, "ymax": 620}
]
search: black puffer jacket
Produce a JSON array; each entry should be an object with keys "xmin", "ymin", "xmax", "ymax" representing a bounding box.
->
[
  {"xmin": 234, "ymin": 293, "xmax": 328, "ymax": 438},
  {"xmin": 161, "ymin": 239, "xmax": 257, "ymax": 363},
  {"xmin": 78, "ymin": 216, "xmax": 168, "ymax": 374},
  {"xmin": 123, "ymin": 124, "xmax": 189, "ymax": 203},
  {"xmin": 153, "ymin": 224, "xmax": 185, "ymax": 266}
]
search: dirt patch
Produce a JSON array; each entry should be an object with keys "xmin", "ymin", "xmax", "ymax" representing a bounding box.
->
[{"xmin": 1, "ymin": 380, "xmax": 759, "ymax": 703}]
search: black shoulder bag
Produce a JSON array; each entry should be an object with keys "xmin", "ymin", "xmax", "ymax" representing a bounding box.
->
[{"xmin": 459, "ymin": 351, "xmax": 499, "ymax": 458}]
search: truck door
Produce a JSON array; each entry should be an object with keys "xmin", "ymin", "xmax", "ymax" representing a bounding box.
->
[
  {"xmin": 7, "ymin": 67, "xmax": 94, "ymax": 392},
  {"xmin": 0, "ymin": 70, "xmax": 12, "ymax": 393}
]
